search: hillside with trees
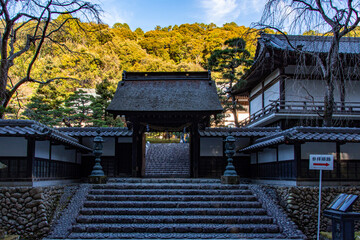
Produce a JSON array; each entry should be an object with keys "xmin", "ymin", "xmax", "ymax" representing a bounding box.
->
[{"xmin": 4, "ymin": 16, "xmax": 259, "ymax": 126}]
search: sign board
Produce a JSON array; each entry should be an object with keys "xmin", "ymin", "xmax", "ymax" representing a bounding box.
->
[
  {"xmin": 309, "ymin": 154, "xmax": 334, "ymax": 170},
  {"xmin": 327, "ymin": 193, "xmax": 358, "ymax": 212}
]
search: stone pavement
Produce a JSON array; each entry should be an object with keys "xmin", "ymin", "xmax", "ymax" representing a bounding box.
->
[
  {"xmin": 45, "ymin": 178, "xmax": 305, "ymax": 239},
  {"xmin": 145, "ymin": 143, "xmax": 190, "ymax": 178}
]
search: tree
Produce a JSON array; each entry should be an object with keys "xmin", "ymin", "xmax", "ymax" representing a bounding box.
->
[
  {"xmin": 0, "ymin": 0, "xmax": 101, "ymax": 118},
  {"xmin": 208, "ymin": 38, "xmax": 252, "ymax": 127},
  {"xmin": 258, "ymin": 0, "xmax": 360, "ymax": 127}
]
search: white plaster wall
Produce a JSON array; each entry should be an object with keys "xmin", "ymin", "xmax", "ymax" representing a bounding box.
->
[
  {"xmin": 264, "ymin": 81, "xmax": 280, "ymax": 107},
  {"xmin": 301, "ymin": 142, "xmax": 336, "ymax": 159},
  {"xmin": 340, "ymin": 143, "xmax": 360, "ymax": 160},
  {"xmin": 343, "ymin": 81, "xmax": 360, "ymax": 102},
  {"xmin": 264, "ymin": 69, "xmax": 281, "ymax": 86},
  {"xmin": 51, "ymin": 145, "xmax": 75, "ymax": 162},
  {"xmin": 258, "ymin": 148, "xmax": 277, "ymax": 163},
  {"xmin": 0, "ymin": 137, "xmax": 27, "ymax": 157},
  {"xmin": 200, "ymin": 138, "xmax": 223, "ymax": 157},
  {"xmin": 278, "ymin": 144, "xmax": 294, "ymax": 161},
  {"xmin": 250, "ymin": 153, "xmax": 257, "ymax": 164},
  {"xmin": 285, "ymin": 79, "xmax": 341, "ymax": 102},
  {"xmin": 250, "ymin": 82, "xmax": 262, "ymax": 98},
  {"xmin": 51, "ymin": 145, "xmax": 66, "ymax": 161},
  {"xmin": 250, "ymin": 95, "xmax": 262, "ymax": 115},
  {"xmin": 35, "ymin": 140, "xmax": 50, "ymax": 159}
]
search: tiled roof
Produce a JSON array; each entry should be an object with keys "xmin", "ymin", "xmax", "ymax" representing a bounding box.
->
[
  {"xmin": 199, "ymin": 127, "xmax": 280, "ymax": 137},
  {"xmin": 263, "ymin": 34, "xmax": 360, "ymax": 54},
  {"xmin": 57, "ymin": 127, "xmax": 132, "ymax": 137},
  {"xmin": 0, "ymin": 120, "xmax": 91, "ymax": 152},
  {"xmin": 240, "ymin": 126, "xmax": 360, "ymax": 152},
  {"xmin": 107, "ymin": 71, "xmax": 223, "ymax": 114},
  {"xmin": 232, "ymin": 34, "xmax": 360, "ymax": 95}
]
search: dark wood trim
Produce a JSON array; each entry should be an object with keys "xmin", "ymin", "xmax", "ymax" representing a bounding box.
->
[
  {"xmin": 191, "ymin": 121, "xmax": 200, "ymax": 178},
  {"xmin": 294, "ymin": 143, "xmax": 301, "ymax": 179},
  {"xmin": 276, "ymin": 145, "xmax": 280, "ymax": 179},
  {"xmin": 261, "ymin": 81, "xmax": 265, "ymax": 110},
  {"xmin": 27, "ymin": 138, "xmax": 35, "ymax": 179},
  {"xmin": 48, "ymin": 141, "xmax": 52, "ymax": 178},
  {"xmin": 131, "ymin": 121, "xmax": 140, "ymax": 177},
  {"xmin": 279, "ymin": 76, "xmax": 285, "ymax": 104}
]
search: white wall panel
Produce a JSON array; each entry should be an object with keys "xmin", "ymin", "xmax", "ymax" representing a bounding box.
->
[
  {"xmin": 35, "ymin": 140, "xmax": 50, "ymax": 159},
  {"xmin": 278, "ymin": 144, "xmax": 294, "ymax": 161},
  {"xmin": 258, "ymin": 148, "xmax": 276, "ymax": 163},
  {"xmin": 301, "ymin": 142, "xmax": 336, "ymax": 159},
  {"xmin": 0, "ymin": 137, "xmax": 27, "ymax": 157},
  {"xmin": 250, "ymin": 95, "xmax": 262, "ymax": 115},
  {"xmin": 264, "ymin": 81, "xmax": 280, "ymax": 106},
  {"xmin": 340, "ymin": 143, "xmax": 360, "ymax": 160}
]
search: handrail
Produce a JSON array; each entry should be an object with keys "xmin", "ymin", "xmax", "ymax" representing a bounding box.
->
[{"xmin": 239, "ymin": 100, "xmax": 360, "ymax": 127}]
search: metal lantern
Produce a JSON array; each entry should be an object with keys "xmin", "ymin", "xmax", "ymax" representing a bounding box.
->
[
  {"xmin": 223, "ymin": 135, "xmax": 238, "ymax": 176},
  {"xmin": 221, "ymin": 134, "xmax": 239, "ymax": 184},
  {"xmin": 89, "ymin": 130, "xmax": 106, "ymax": 179}
]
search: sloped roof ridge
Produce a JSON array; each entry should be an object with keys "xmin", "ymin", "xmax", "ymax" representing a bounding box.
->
[
  {"xmin": 57, "ymin": 126, "xmax": 130, "ymax": 131},
  {"xmin": 203, "ymin": 126, "xmax": 281, "ymax": 132}
]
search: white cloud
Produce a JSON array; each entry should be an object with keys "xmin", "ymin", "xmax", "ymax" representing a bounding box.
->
[
  {"xmin": 200, "ymin": 0, "xmax": 240, "ymax": 25},
  {"xmin": 89, "ymin": 0, "xmax": 133, "ymax": 27},
  {"xmin": 199, "ymin": 0, "xmax": 267, "ymax": 26}
]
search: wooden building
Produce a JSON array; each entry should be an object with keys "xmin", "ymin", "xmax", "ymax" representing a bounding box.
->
[
  {"xmin": 233, "ymin": 34, "xmax": 360, "ymax": 128},
  {"xmin": 0, "ymin": 120, "xmax": 91, "ymax": 186},
  {"xmin": 231, "ymin": 34, "xmax": 360, "ymax": 185},
  {"xmin": 106, "ymin": 71, "xmax": 223, "ymax": 178}
]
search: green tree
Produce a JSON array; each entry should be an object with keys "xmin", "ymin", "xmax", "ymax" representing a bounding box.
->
[
  {"xmin": 91, "ymin": 79, "xmax": 124, "ymax": 127},
  {"xmin": 208, "ymin": 38, "xmax": 252, "ymax": 127},
  {"xmin": 0, "ymin": 0, "xmax": 101, "ymax": 118}
]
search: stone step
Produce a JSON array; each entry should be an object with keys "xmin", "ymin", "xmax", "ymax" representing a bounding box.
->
[
  {"xmin": 89, "ymin": 189, "xmax": 252, "ymax": 196},
  {"xmin": 67, "ymin": 232, "xmax": 286, "ymax": 239},
  {"xmin": 79, "ymin": 207, "xmax": 268, "ymax": 216},
  {"xmin": 71, "ymin": 223, "xmax": 280, "ymax": 234},
  {"xmin": 91, "ymin": 183, "xmax": 246, "ymax": 190},
  {"xmin": 86, "ymin": 194, "xmax": 257, "ymax": 202},
  {"xmin": 107, "ymin": 178, "xmax": 220, "ymax": 184},
  {"xmin": 76, "ymin": 215, "xmax": 274, "ymax": 224},
  {"xmin": 83, "ymin": 201, "xmax": 262, "ymax": 209}
]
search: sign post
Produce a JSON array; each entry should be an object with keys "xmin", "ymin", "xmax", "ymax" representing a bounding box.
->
[{"xmin": 309, "ymin": 154, "xmax": 334, "ymax": 240}]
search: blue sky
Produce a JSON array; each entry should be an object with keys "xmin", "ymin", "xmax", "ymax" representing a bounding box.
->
[{"xmin": 92, "ymin": 0, "xmax": 267, "ymax": 31}]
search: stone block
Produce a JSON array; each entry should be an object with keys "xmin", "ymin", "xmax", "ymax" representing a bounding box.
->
[{"xmin": 221, "ymin": 175, "xmax": 240, "ymax": 185}]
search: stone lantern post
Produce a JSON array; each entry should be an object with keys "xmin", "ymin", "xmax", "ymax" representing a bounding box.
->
[
  {"xmin": 89, "ymin": 130, "xmax": 107, "ymax": 184},
  {"xmin": 221, "ymin": 134, "xmax": 239, "ymax": 184}
]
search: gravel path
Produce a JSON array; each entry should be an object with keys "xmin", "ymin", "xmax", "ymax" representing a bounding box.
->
[
  {"xmin": 249, "ymin": 184, "xmax": 306, "ymax": 239},
  {"xmin": 46, "ymin": 184, "xmax": 91, "ymax": 239}
]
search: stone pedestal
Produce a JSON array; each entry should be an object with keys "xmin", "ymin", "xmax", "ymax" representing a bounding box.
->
[
  {"xmin": 221, "ymin": 175, "xmax": 240, "ymax": 184},
  {"xmin": 88, "ymin": 175, "xmax": 107, "ymax": 184}
]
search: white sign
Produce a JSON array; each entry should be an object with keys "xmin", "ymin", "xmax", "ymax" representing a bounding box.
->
[{"xmin": 309, "ymin": 154, "xmax": 334, "ymax": 171}]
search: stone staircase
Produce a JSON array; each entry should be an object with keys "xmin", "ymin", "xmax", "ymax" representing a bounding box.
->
[
  {"xmin": 145, "ymin": 143, "xmax": 190, "ymax": 178},
  {"xmin": 63, "ymin": 178, "xmax": 287, "ymax": 239}
]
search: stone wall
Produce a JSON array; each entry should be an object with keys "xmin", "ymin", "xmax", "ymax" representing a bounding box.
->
[
  {"xmin": 270, "ymin": 185, "xmax": 360, "ymax": 239},
  {"xmin": 0, "ymin": 186, "xmax": 64, "ymax": 239}
]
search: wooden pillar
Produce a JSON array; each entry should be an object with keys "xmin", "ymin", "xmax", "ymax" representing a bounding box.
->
[
  {"xmin": 131, "ymin": 122, "xmax": 139, "ymax": 177},
  {"xmin": 27, "ymin": 138, "xmax": 35, "ymax": 180},
  {"xmin": 294, "ymin": 142, "xmax": 301, "ymax": 180},
  {"xmin": 191, "ymin": 121, "xmax": 200, "ymax": 178}
]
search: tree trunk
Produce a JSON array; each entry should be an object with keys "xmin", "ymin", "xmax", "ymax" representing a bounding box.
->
[
  {"xmin": 231, "ymin": 94, "xmax": 239, "ymax": 127},
  {"xmin": 323, "ymin": 82, "xmax": 334, "ymax": 127},
  {"xmin": 323, "ymin": 39, "xmax": 340, "ymax": 127}
]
